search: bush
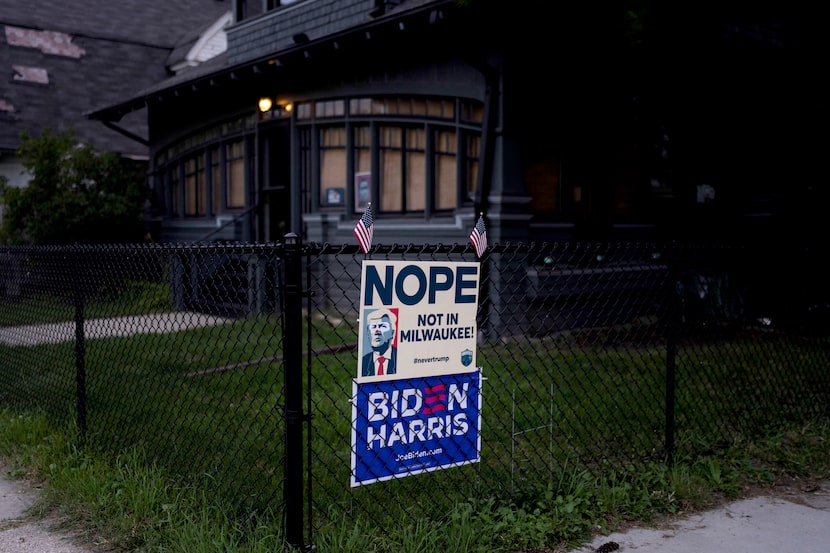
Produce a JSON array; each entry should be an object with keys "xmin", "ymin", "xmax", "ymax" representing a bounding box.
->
[{"xmin": 0, "ymin": 129, "xmax": 149, "ymax": 245}]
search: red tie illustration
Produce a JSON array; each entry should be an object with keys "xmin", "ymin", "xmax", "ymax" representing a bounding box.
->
[{"xmin": 377, "ymin": 355, "xmax": 385, "ymax": 376}]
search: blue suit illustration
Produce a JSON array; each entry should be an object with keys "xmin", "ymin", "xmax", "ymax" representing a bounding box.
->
[{"xmin": 361, "ymin": 308, "xmax": 398, "ymax": 377}]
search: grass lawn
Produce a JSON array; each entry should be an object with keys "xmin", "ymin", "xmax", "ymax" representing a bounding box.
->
[{"xmin": 2, "ymin": 285, "xmax": 830, "ymax": 551}]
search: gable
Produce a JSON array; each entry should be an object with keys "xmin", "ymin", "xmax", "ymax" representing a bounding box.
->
[
  {"xmin": 169, "ymin": 11, "xmax": 233, "ymax": 73},
  {"xmin": 1, "ymin": 0, "xmax": 231, "ymax": 156}
]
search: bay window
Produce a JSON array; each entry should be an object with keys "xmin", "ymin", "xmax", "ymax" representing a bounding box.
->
[
  {"xmin": 155, "ymin": 114, "xmax": 256, "ymax": 220},
  {"xmin": 300, "ymin": 95, "xmax": 483, "ymax": 218}
]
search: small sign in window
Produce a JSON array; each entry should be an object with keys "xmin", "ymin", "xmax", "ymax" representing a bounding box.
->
[
  {"xmin": 355, "ymin": 172, "xmax": 371, "ymax": 211},
  {"xmin": 324, "ymin": 187, "xmax": 344, "ymax": 206}
]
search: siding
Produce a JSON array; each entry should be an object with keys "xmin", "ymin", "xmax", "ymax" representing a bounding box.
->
[{"xmin": 227, "ymin": 0, "xmax": 376, "ymax": 65}]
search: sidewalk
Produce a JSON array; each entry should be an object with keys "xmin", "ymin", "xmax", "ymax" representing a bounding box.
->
[
  {"xmin": 568, "ymin": 480, "xmax": 830, "ymax": 553},
  {"xmin": 0, "ymin": 312, "xmax": 230, "ymax": 347},
  {"xmin": 0, "ymin": 466, "xmax": 91, "ymax": 553}
]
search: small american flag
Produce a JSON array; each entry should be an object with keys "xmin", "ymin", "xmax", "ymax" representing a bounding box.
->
[
  {"xmin": 469, "ymin": 213, "xmax": 487, "ymax": 259},
  {"xmin": 353, "ymin": 203, "xmax": 374, "ymax": 254}
]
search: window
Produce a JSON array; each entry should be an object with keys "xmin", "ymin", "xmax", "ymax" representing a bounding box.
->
[
  {"xmin": 233, "ymin": 0, "xmax": 263, "ymax": 22},
  {"xmin": 169, "ymin": 166, "xmax": 181, "ymax": 217},
  {"xmin": 155, "ymin": 112, "xmax": 257, "ymax": 222},
  {"xmin": 377, "ymin": 126, "xmax": 429, "ymax": 213},
  {"xmin": 185, "ymin": 154, "xmax": 206, "ymax": 216},
  {"xmin": 354, "ymin": 126, "xmax": 371, "ymax": 176},
  {"xmin": 227, "ymin": 141, "xmax": 246, "ymax": 209},
  {"xmin": 210, "ymin": 147, "xmax": 222, "ymax": 213},
  {"xmin": 350, "ymin": 98, "xmax": 372, "ymax": 115},
  {"xmin": 405, "ymin": 128, "xmax": 426, "ymax": 211},
  {"xmin": 353, "ymin": 126, "xmax": 372, "ymax": 210},
  {"xmin": 320, "ymin": 127, "xmax": 347, "ymax": 207},
  {"xmin": 461, "ymin": 100, "xmax": 484, "ymax": 124},
  {"xmin": 435, "ymin": 130, "xmax": 456, "ymax": 210},
  {"xmin": 297, "ymin": 95, "xmax": 483, "ymax": 219},
  {"xmin": 237, "ymin": 0, "xmax": 301, "ymax": 22},
  {"xmin": 465, "ymin": 134, "xmax": 480, "ymax": 201},
  {"xmin": 379, "ymin": 127, "xmax": 403, "ymax": 212},
  {"xmin": 316, "ymin": 100, "xmax": 345, "ymax": 118},
  {"xmin": 296, "ymin": 103, "xmax": 313, "ymax": 120},
  {"xmin": 428, "ymin": 99, "xmax": 454, "ymax": 119}
]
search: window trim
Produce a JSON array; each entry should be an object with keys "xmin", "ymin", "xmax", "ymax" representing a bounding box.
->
[
  {"xmin": 297, "ymin": 95, "xmax": 484, "ymax": 220},
  {"xmin": 154, "ymin": 115, "xmax": 256, "ymax": 221}
]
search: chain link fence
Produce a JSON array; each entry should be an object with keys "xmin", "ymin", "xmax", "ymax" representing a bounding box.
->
[{"xmin": 1, "ymin": 241, "xmax": 828, "ymax": 546}]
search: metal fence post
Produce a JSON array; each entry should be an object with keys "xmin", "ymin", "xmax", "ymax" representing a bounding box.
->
[
  {"xmin": 664, "ymin": 255, "xmax": 683, "ymax": 464},
  {"xmin": 72, "ymin": 252, "xmax": 87, "ymax": 438},
  {"xmin": 283, "ymin": 233, "xmax": 304, "ymax": 548}
]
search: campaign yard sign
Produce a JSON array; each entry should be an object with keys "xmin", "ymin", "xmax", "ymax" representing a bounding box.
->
[
  {"xmin": 350, "ymin": 369, "xmax": 482, "ymax": 487},
  {"xmin": 355, "ymin": 260, "xmax": 480, "ymax": 383},
  {"xmin": 351, "ymin": 260, "xmax": 483, "ymax": 487}
]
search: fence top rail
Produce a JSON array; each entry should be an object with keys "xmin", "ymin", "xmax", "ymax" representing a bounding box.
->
[
  {"xmin": 306, "ymin": 240, "xmax": 749, "ymax": 257},
  {"xmin": 0, "ymin": 243, "xmax": 287, "ymax": 255},
  {"xmin": 0, "ymin": 240, "xmax": 751, "ymax": 257}
]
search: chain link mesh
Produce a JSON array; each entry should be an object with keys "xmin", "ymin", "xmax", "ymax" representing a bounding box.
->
[{"xmin": 1, "ymin": 241, "xmax": 828, "ymax": 543}]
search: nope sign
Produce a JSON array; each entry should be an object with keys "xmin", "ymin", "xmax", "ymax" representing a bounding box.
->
[
  {"xmin": 356, "ymin": 260, "xmax": 481, "ymax": 383},
  {"xmin": 363, "ymin": 263, "xmax": 479, "ymax": 306}
]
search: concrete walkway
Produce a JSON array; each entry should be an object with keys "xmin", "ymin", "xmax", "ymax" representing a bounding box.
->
[
  {"xmin": 0, "ymin": 466, "xmax": 91, "ymax": 553},
  {"xmin": 0, "ymin": 312, "xmax": 230, "ymax": 346},
  {"xmin": 569, "ymin": 481, "xmax": 830, "ymax": 553}
]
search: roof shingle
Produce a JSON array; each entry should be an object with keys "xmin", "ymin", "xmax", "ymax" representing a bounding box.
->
[{"xmin": 0, "ymin": 0, "xmax": 230, "ymax": 156}]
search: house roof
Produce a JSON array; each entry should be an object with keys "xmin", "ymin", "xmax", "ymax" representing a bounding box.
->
[
  {"xmin": 81, "ymin": 0, "xmax": 821, "ymax": 130},
  {"xmin": 87, "ymin": 0, "xmax": 459, "ymax": 124},
  {"xmin": 0, "ymin": 0, "xmax": 230, "ymax": 157}
]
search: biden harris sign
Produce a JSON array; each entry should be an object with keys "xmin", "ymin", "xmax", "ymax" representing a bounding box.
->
[{"xmin": 351, "ymin": 260, "xmax": 483, "ymax": 487}]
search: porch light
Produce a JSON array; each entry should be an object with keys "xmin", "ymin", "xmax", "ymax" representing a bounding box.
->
[{"xmin": 258, "ymin": 97, "xmax": 273, "ymax": 112}]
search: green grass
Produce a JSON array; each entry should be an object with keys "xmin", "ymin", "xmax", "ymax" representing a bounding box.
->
[
  {"xmin": 2, "ymin": 408, "xmax": 829, "ymax": 552},
  {"xmin": 0, "ymin": 410, "xmax": 286, "ymax": 552},
  {"xmin": 3, "ymin": 289, "xmax": 830, "ymax": 551},
  {"xmin": 2, "ymin": 321, "xmax": 828, "ymax": 525}
]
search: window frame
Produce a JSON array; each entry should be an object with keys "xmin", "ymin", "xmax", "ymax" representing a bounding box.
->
[
  {"xmin": 154, "ymin": 115, "xmax": 256, "ymax": 220},
  {"xmin": 296, "ymin": 95, "xmax": 483, "ymax": 220}
]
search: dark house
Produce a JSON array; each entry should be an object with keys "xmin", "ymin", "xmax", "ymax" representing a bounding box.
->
[
  {"xmin": 0, "ymin": 0, "xmax": 231, "ymax": 212},
  {"xmin": 86, "ymin": 0, "xmax": 826, "ymax": 248}
]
